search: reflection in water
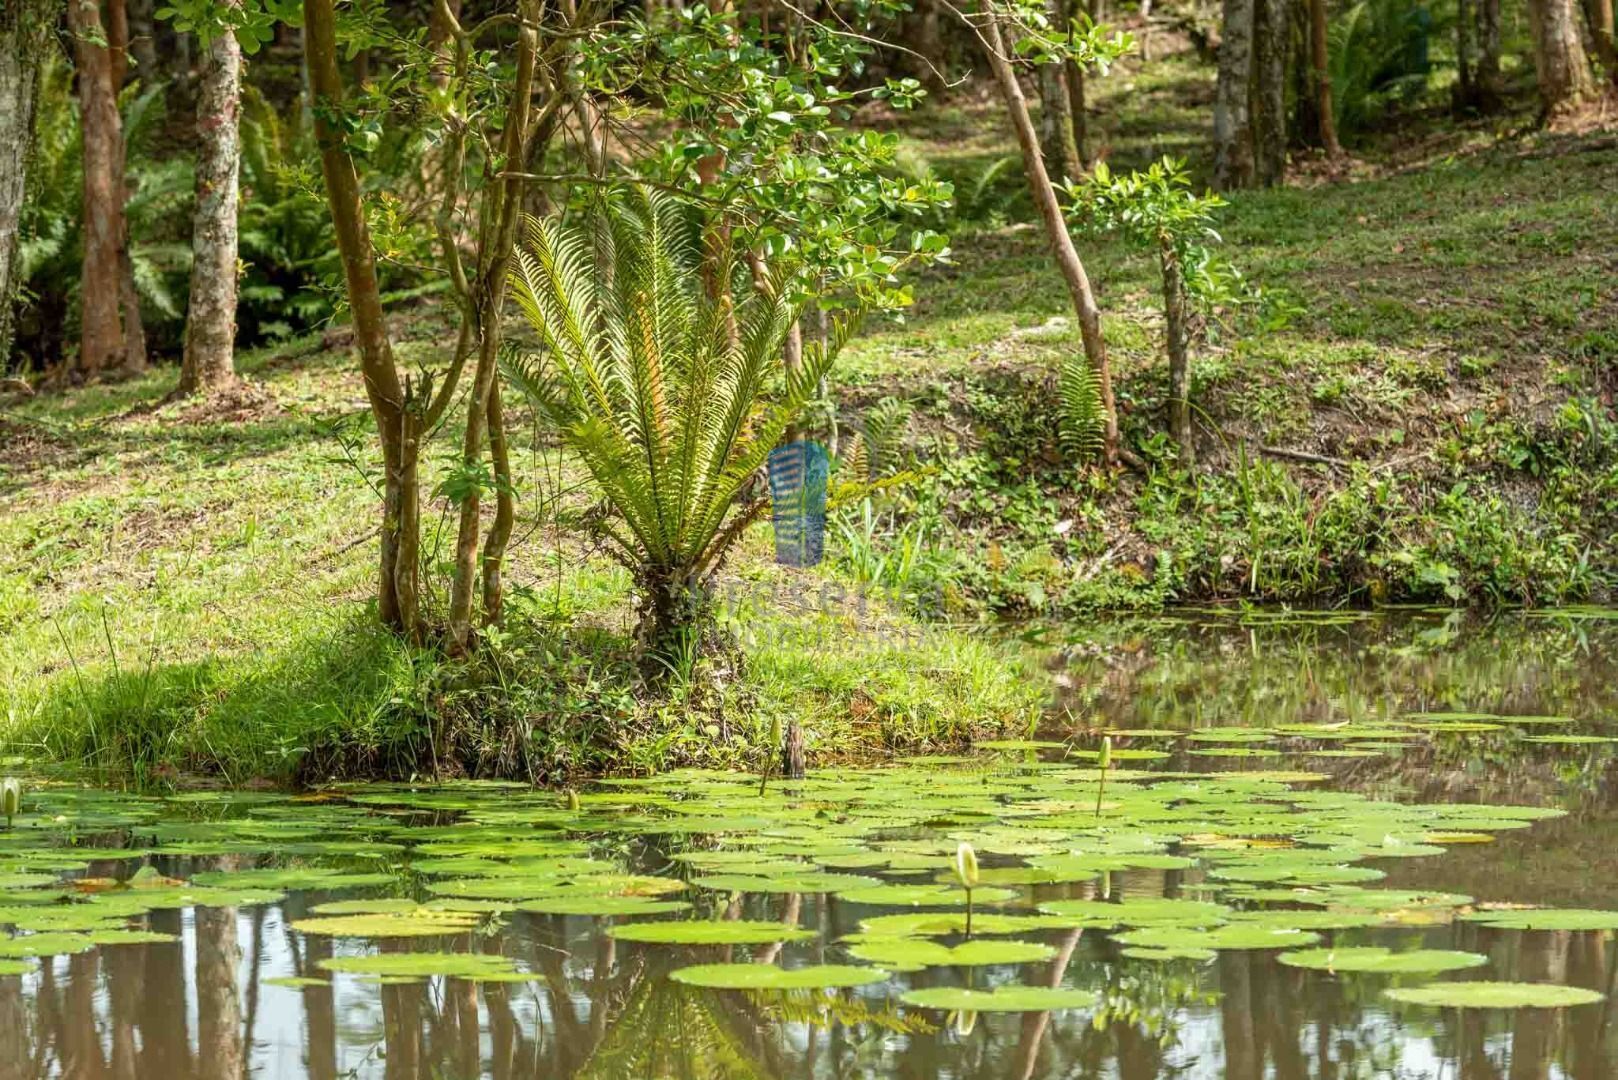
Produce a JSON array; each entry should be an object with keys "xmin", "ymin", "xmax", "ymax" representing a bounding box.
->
[{"xmin": 3, "ymin": 611, "xmax": 1618, "ymax": 1078}]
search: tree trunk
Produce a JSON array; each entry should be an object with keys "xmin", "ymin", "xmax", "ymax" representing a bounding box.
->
[
  {"xmin": 194, "ymin": 906, "xmax": 244, "ymax": 1080},
  {"xmin": 446, "ymin": 0, "xmax": 537, "ymax": 653},
  {"xmin": 304, "ymin": 0, "xmax": 420, "ymax": 640},
  {"xmin": 1213, "ymin": 0, "xmax": 1256, "ymax": 189},
  {"xmin": 1309, "ymin": 0, "xmax": 1341, "ymax": 153},
  {"xmin": 127, "ymin": 0, "xmax": 157, "ymax": 76},
  {"xmin": 0, "ymin": 0, "xmax": 54, "ymax": 365},
  {"xmin": 1161, "ymin": 243, "xmax": 1193, "ymax": 464},
  {"xmin": 1252, "ymin": 0, "xmax": 1288, "ymax": 185},
  {"xmin": 1038, "ymin": 0, "xmax": 1083, "ymax": 180},
  {"xmin": 1584, "ymin": 0, "xmax": 1618, "ymax": 87},
  {"xmin": 1527, "ymin": 0, "xmax": 1598, "ymax": 118},
  {"xmin": 1477, "ymin": 0, "xmax": 1504, "ymax": 107},
  {"xmin": 980, "ymin": 16, "xmax": 1119, "ymax": 464},
  {"xmin": 70, "ymin": 0, "xmax": 128, "ymax": 377},
  {"xmin": 1457, "ymin": 0, "xmax": 1477, "ymax": 107},
  {"xmin": 1063, "ymin": 0, "xmax": 1093, "ymax": 168},
  {"xmin": 177, "ymin": 13, "xmax": 241, "ymax": 396},
  {"xmin": 107, "ymin": 0, "xmax": 146, "ymax": 372}
]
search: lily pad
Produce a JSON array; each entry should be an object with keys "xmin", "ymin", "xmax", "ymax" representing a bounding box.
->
[
  {"xmin": 1384, "ymin": 982, "xmax": 1604, "ymax": 1009},
  {"xmin": 608, "ymin": 920, "xmax": 816, "ymax": 945},
  {"xmin": 669, "ymin": 963, "xmax": 887, "ymax": 990},
  {"xmin": 1278, "ymin": 947, "xmax": 1488, "ymax": 974},
  {"xmin": 900, "ymin": 985, "xmax": 1099, "ymax": 1013},
  {"xmin": 291, "ymin": 909, "xmax": 482, "ymax": 938},
  {"xmin": 846, "ymin": 938, "xmax": 1056, "ymax": 971}
]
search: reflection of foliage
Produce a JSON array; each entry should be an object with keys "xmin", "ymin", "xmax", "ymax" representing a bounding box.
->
[
  {"xmin": 577, "ymin": 976, "xmax": 772, "ymax": 1080},
  {"xmin": 1091, "ymin": 964, "xmax": 1220, "ymax": 1048},
  {"xmin": 746, "ymin": 987, "xmax": 935, "ymax": 1036}
]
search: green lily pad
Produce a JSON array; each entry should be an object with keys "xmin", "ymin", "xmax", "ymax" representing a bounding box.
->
[
  {"xmin": 836, "ymin": 884, "xmax": 1018, "ymax": 907},
  {"xmin": 1463, "ymin": 909, "xmax": 1618, "ymax": 931},
  {"xmin": 320, "ymin": 953, "xmax": 519, "ymax": 978},
  {"xmin": 846, "ymin": 937, "xmax": 1056, "ymax": 971},
  {"xmin": 0, "ymin": 932, "xmax": 96, "ymax": 957},
  {"xmin": 1385, "ymin": 982, "xmax": 1604, "ymax": 1009},
  {"xmin": 669, "ymin": 963, "xmax": 888, "ymax": 990},
  {"xmin": 608, "ymin": 920, "xmax": 816, "ymax": 945},
  {"xmin": 515, "ymin": 896, "xmax": 692, "ymax": 917},
  {"xmin": 1278, "ymin": 947, "xmax": 1488, "ymax": 974},
  {"xmin": 291, "ymin": 909, "xmax": 482, "ymax": 938},
  {"xmin": 900, "ymin": 985, "xmax": 1099, "ymax": 1013}
]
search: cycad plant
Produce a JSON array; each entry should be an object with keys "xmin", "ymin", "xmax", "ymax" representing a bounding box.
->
[{"xmin": 504, "ymin": 188, "xmax": 848, "ymax": 664}]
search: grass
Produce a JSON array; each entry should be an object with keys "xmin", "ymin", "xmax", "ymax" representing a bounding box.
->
[
  {"xmin": 5, "ymin": 39, "xmax": 1616, "ymax": 783},
  {"xmin": 0, "ymin": 331, "xmax": 1045, "ymax": 785}
]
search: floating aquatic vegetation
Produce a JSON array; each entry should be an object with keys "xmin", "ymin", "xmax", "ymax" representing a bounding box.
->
[
  {"xmin": 899, "ymin": 986, "xmax": 1100, "ymax": 1012},
  {"xmin": 609, "ymin": 920, "xmax": 818, "ymax": 945},
  {"xmin": 1461, "ymin": 909, "xmax": 1618, "ymax": 931},
  {"xmin": 291, "ymin": 908, "xmax": 483, "ymax": 938},
  {"xmin": 1278, "ymin": 947, "xmax": 1489, "ymax": 974},
  {"xmin": 320, "ymin": 952, "xmax": 521, "ymax": 979},
  {"xmin": 669, "ymin": 963, "xmax": 887, "ymax": 990},
  {"xmin": 845, "ymin": 938, "xmax": 1057, "ymax": 971},
  {"xmin": 1385, "ymin": 982, "xmax": 1605, "ymax": 1009}
]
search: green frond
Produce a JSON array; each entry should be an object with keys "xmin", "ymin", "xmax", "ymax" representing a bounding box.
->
[{"xmin": 1058, "ymin": 353, "xmax": 1106, "ymax": 464}]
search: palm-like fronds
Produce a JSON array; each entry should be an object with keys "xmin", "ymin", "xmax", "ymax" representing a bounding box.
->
[
  {"xmin": 503, "ymin": 187, "xmax": 847, "ymax": 643},
  {"xmin": 1059, "ymin": 353, "xmax": 1106, "ymax": 464}
]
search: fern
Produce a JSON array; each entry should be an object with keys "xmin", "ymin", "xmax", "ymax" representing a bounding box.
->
[
  {"xmin": 503, "ymin": 187, "xmax": 851, "ymax": 654},
  {"xmin": 1059, "ymin": 353, "xmax": 1106, "ymax": 464},
  {"xmin": 860, "ymin": 397, "xmax": 913, "ymax": 478}
]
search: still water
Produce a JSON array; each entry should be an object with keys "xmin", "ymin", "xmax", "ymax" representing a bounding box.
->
[{"xmin": 4, "ymin": 608, "xmax": 1618, "ymax": 1079}]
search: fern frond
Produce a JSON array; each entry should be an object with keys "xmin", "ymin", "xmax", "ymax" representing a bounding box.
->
[{"xmin": 1059, "ymin": 353, "xmax": 1106, "ymax": 464}]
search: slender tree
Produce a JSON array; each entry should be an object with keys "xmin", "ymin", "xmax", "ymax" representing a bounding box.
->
[
  {"xmin": 69, "ymin": 0, "xmax": 131, "ymax": 377},
  {"xmin": 106, "ymin": 0, "xmax": 147, "ymax": 371},
  {"xmin": 1527, "ymin": 0, "xmax": 1599, "ymax": 117},
  {"xmin": 1584, "ymin": 0, "xmax": 1618, "ymax": 88},
  {"xmin": 1252, "ymin": 0, "xmax": 1288, "ymax": 185},
  {"xmin": 0, "ymin": 0, "xmax": 59, "ymax": 365},
  {"xmin": 1213, "ymin": 0, "xmax": 1256, "ymax": 189},
  {"xmin": 979, "ymin": 13, "xmax": 1121, "ymax": 463},
  {"xmin": 176, "ymin": 4, "xmax": 242, "ymax": 396},
  {"xmin": 1308, "ymin": 0, "xmax": 1340, "ymax": 154},
  {"xmin": 1038, "ymin": 0, "xmax": 1083, "ymax": 180}
]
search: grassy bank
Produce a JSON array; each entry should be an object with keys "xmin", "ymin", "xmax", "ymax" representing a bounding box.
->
[
  {"xmin": 834, "ymin": 59, "xmax": 1618, "ymax": 617},
  {"xmin": 0, "ymin": 343, "xmax": 1045, "ymax": 785},
  {"xmin": 5, "ymin": 44, "xmax": 1615, "ymax": 784}
]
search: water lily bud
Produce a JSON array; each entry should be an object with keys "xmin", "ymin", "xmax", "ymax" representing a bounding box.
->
[
  {"xmin": 1, "ymin": 778, "xmax": 20, "ymax": 825},
  {"xmin": 1097, "ymin": 736, "xmax": 1113, "ymax": 770},
  {"xmin": 566, "ymin": 789, "xmax": 581, "ymax": 812},
  {"xmin": 953, "ymin": 841, "xmax": 979, "ymax": 890},
  {"xmin": 953, "ymin": 1008, "xmax": 978, "ymax": 1037}
]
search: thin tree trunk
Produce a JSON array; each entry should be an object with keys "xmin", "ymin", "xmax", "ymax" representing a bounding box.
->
[
  {"xmin": 0, "ymin": 0, "xmax": 54, "ymax": 365},
  {"xmin": 1478, "ymin": 0, "xmax": 1504, "ymax": 106},
  {"xmin": 127, "ymin": 0, "xmax": 157, "ymax": 75},
  {"xmin": 304, "ymin": 0, "xmax": 420, "ymax": 640},
  {"xmin": 107, "ymin": 0, "xmax": 146, "ymax": 372},
  {"xmin": 1063, "ymin": 0, "xmax": 1093, "ymax": 168},
  {"xmin": 980, "ymin": 16, "xmax": 1119, "ymax": 464},
  {"xmin": 1253, "ymin": 0, "xmax": 1288, "ymax": 185},
  {"xmin": 1584, "ymin": 0, "xmax": 1618, "ymax": 87},
  {"xmin": 446, "ymin": 0, "xmax": 537, "ymax": 653},
  {"xmin": 1039, "ymin": 0, "xmax": 1083, "ymax": 180},
  {"xmin": 70, "ymin": 0, "xmax": 127, "ymax": 377},
  {"xmin": 177, "ymin": 10, "xmax": 242, "ymax": 396},
  {"xmin": 1457, "ymin": 0, "xmax": 1477, "ymax": 107},
  {"xmin": 1161, "ymin": 242, "xmax": 1193, "ymax": 463},
  {"xmin": 1213, "ymin": 0, "xmax": 1256, "ymax": 189},
  {"xmin": 1309, "ymin": 0, "xmax": 1341, "ymax": 153},
  {"xmin": 1527, "ymin": 0, "xmax": 1599, "ymax": 118},
  {"xmin": 481, "ymin": 378, "xmax": 514, "ymax": 625}
]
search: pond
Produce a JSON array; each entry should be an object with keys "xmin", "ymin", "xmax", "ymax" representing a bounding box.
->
[{"xmin": 3, "ymin": 608, "xmax": 1618, "ymax": 1078}]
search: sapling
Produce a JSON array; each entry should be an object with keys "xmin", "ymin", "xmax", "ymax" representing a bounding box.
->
[
  {"xmin": 1065, "ymin": 158, "xmax": 1237, "ymax": 465},
  {"xmin": 954, "ymin": 841, "xmax": 980, "ymax": 937}
]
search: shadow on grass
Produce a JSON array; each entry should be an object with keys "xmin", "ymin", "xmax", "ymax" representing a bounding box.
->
[{"xmin": 5, "ymin": 610, "xmax": 648, "ymax": 789}]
